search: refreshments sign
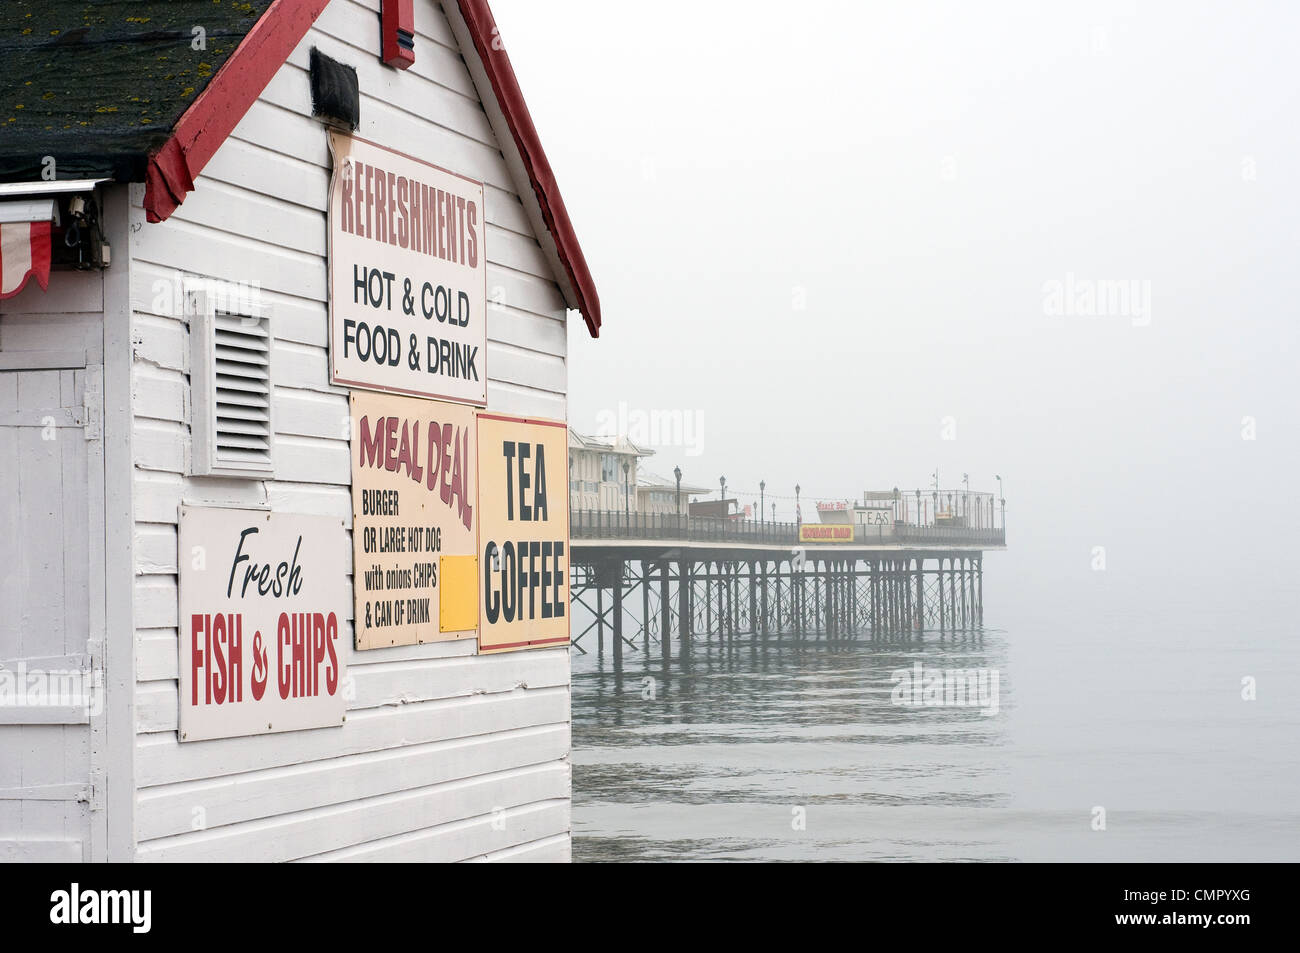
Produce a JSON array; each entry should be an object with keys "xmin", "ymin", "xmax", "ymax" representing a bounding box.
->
[{"xmin": 328, "ymin": 133, "xmax": 487, "ymax": 405}]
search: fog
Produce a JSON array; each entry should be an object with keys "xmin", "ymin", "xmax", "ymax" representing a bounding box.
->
[{"xmin": 493, "ymin": 0, "xmax": 1300, "ymax": 607}]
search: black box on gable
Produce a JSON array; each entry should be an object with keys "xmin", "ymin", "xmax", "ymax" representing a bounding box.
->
[{"xmin": 310, "ymin": 48, "xmax": 360, "ymax": 132}]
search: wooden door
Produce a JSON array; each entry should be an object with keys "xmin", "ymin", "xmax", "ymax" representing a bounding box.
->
[{"xmin": 0, "ymin": 353, "xmax": 105, "ymax": 861}]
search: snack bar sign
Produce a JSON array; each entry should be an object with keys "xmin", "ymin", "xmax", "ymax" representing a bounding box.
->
[
  {"xmin": 329, "ymin": 133, "xmax": 487, "ymax": 406},
  {"xmin": 178, "ymin": 507, "xmax": 349, "ymax": 742}
]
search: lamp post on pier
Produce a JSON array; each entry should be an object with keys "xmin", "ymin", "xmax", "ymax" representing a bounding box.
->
[
  {"xmin": 674, "ymin": 465, "xmax": 683, "ymax": 532},
  {"xmin": 795, "ymin": 483, "xmax": 801, "ymax": 527},
  {"xmin": 719, "ymin": 476, "xmax": 727, "ymax": 519},
  {"xmin": 996, "ymin": 474, "xmax": 1004, "ymax": 531},
  {"xmin": 622, "ymin": 459, "xmax": 630, "ymax": 527},
  {"xmin": 759, "ymin": 480, "xmax": 766, "ymax": 525}
]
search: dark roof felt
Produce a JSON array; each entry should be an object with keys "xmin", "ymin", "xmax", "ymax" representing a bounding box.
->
[{"xmin": 0, "ymin": 0, "xmax": 272, "ymax": 182}]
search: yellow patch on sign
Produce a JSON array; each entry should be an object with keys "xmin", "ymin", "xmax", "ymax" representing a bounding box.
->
[{"xmin": 439, "ymin": 555, "xmax": 479, "ymax": 633}]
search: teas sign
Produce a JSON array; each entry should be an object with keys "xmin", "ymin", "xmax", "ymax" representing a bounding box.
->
[
  {"xmin": 476, "ymin": 414, "xmax": 570, "ymax": 653},
  {"xmin": 328, "ymin": 132, "xmax": 487, "ymax": 406},
  {"xmin": 178, "ymin": 507, "xmax": 349, "ymax": 742},
  {"xmin": 351, "ymin": 391, "xmax": 479, "ymax": 649}
]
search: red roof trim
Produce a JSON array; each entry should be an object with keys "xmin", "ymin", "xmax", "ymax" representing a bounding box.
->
[
  {"xmin": 143, "ymin": 0, "xmax": 330, "ymax": 223},
  {"xmin": 454, "ymin": 0, "xmax": 601, "ymax": 338}
]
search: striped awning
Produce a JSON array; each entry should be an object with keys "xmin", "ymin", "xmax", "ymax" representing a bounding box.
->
[
  {"xmin": 0, "ymin": 195, "xmax": 57, "ymax": 300},
  {"xmin": 0, "ymin": 220, "xmax": 52, "ymax": 300}
]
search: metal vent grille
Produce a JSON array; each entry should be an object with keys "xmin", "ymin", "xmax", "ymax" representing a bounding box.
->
[
  {"xmin": 188, "ymin": 283, "xmax": 274, "ymax": 478},
  {"xmin": 212, "ymin": 311, "xmax": 272, "ymax": 469}
]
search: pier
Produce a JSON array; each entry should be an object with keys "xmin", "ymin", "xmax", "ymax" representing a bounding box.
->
[{"xmin": 567, "ymin": 508, "xmax": 1006, "ymax": 661}]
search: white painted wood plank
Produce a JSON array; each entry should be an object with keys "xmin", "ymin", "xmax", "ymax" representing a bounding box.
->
[
  {"xmin": 133, "ymin": 369, "xmax": 186, "ymax": 424},
  {"xmin": 133, "ymin": 419, "xmax": 185, "ymax": 473},
  {"xmin": 485, "ymin": 340, "xmax": 566, "ymax": 395},
  {"xmin": 263, "ymin": 482, "xmax": 351, "ymax": 520},
  {"xmin": 487, "ymin": 305, "xmax": 566, "ymax": 357},
  {"xmin": 171, "ymin": 178, "xmax": 327, "ymax": 258},
  {"xmin": 136, "ymin": 631, "xmax": 177, "ymax": 682},
  {"xmin": 471, "ymin": 831, "xmax": 571, "ymax": 863},
  {"xmin": 205, "ymin": 136, "xmax": 330, "ymax": 213},
  {"xmin": 137, "ymin": 763, "xmax": 567, "ymax": 862},
  {"xmin": 296, "ymin": 800, "xmax": 569, "ymax": 863},
  {"xmin": 135, "ymin": 723, "xmax": 568, "ymax": 840},
  {"xmin": 0, "ymin": 313, "xmax": 104, "ymax": 361},
  {"xmin": 134, "ymin": 577, "xmax": 178, "ymax": 631},
  {"xmin": 136, "ymin": 649, "xmax": 569, "ymax": 731},
  {"xmin": 134, "ymin": 524, "xmax": 177, "ymax": 575},
  {"xmin": 0, "ymin": 269, "xmax": 101, "ymax": 313},
  {"xmin": 133, "ymin": 217, "xmax": 325, "ymax": 303},
  {"xmin": 271, "ymin": 342, "xmax": 345, "ymax": 395},
  {"xmin": 131, "ymin": 313, "xmax": 186, "ymax": 372},
  {"xmin": 484, "ymin": 379, "xmax": 567, "ymax": 421},
  {"xmin": 0, "ymin": 838, "xmax": 84, "ymax": 862},
  {"xmin": 135, "ymin": 687, "xmax": 568, "ymax": 785},
  {"xmin": 273, "ymin": 436, "xmax": 352, "ymax": 485}
]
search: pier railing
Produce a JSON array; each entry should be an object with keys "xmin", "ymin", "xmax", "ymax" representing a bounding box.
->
[{"xmin": 569, "ymin": 509, "xmax": 1005, "ymax": 547}]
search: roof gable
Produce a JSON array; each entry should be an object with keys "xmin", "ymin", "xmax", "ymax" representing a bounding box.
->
[{"xmin": 0, "ymin": 0, "xmax": 600, "ymax": 337}]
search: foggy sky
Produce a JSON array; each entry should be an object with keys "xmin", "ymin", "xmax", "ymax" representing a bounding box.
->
[{"xmin": 492, "ymin": 0, "xmax": 1300, "ymax": 601}]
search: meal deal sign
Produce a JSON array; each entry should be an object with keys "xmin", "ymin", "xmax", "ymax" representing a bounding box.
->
[
  {"xmin": 476, "ymin": 414, "xmax": 570, "ymax": 653},
  {"xmin": 351, "ymin": 391, "xmax": 479, "ymax": 648},
  {"xmin": 328, "ymin": 133, "xmax": 487, "ymax": 406},
  {"xmin": 178, "ymin": 507, "xmax": 349, "ymax": 742}
]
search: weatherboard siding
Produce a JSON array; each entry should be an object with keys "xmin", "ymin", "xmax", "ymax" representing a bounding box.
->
[{"xmin": 127, "ymin": 0, "xmax": 571, "ymax": 861}]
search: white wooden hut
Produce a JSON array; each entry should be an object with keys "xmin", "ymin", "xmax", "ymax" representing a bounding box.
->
[{"xmin": 0, "ymin": 0, "xmax": 599, "ymax": 862}]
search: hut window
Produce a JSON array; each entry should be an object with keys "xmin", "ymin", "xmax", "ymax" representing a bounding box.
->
[{"xmin": 187, "ymin": 283, "xmax": 275, "ymax": 478}]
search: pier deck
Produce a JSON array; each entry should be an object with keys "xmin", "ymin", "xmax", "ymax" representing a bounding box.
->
[{"xmin": 566, "ymin": 510, "xmax": 1005, "ymax": 659}]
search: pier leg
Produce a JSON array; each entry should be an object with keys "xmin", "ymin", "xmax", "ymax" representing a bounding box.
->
[
  {"xmin": 641, "ymin": 559, "xmax": 651, "ymax": 653},
  {"xmin": 949, "ymin": 557, "xmax": 958, "ymax": 633},
  {"xmin": 706, "ymin": 561, "xmax": 714, "ymax": 639},
  {"xmin": 886, "ymin": 560, "xmax": 895, "ymax": 635},
  {"xmin": 775, "ymin": 561, "xmax": 783, "ymax": 633},
  {"xmin": 977, "ymin": 555, "xmax": 984, "ymax": 627},
  {"xmin": 915, "ymin": 558, "xmax": 925, "ymax": 632},
  {"xmin": 963, "ymin": 556, "xmax": 969, "ymax": 629},
  {"xmin": 734, "ymin": 562, "xmax": 741, "ymax": 638},
  {"xmin": 597, "ymin": 584, "xmax": 605, "ymax": 652},
  {"xmin": 824, "ymin": 560, "xmax": 834, "ymax": 638},
  {"xmin": 790, "ymin": 564, "xmax": 800, "ymax": 639},
  {"xmin": 941, "ymin": 556, "xmax": 951, "ymax": 631},
  {"xmin": 903, "ymin": 560, "xmax": 911, "ymax": 634},
  {"xmin": 869, "ymin": 560, "xmax": 878, "ymax": 635},
  {"xmin": 660, "ymin": 560, "xmax": 671, "ymax": 664},
  {"xmin": 896, "ymin": 560, "xmax": 904, "ymax": 635},
  {"xmin": 679, "ymin": 558, "xmax": 691, "ymax": 642},
  {"xmin": 613, "ymin": 568, "xmax": 624, "ymax": 668},
  {"xmin": 749, "ymin": 561, "xmax": 758, "ymax": 636}
]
